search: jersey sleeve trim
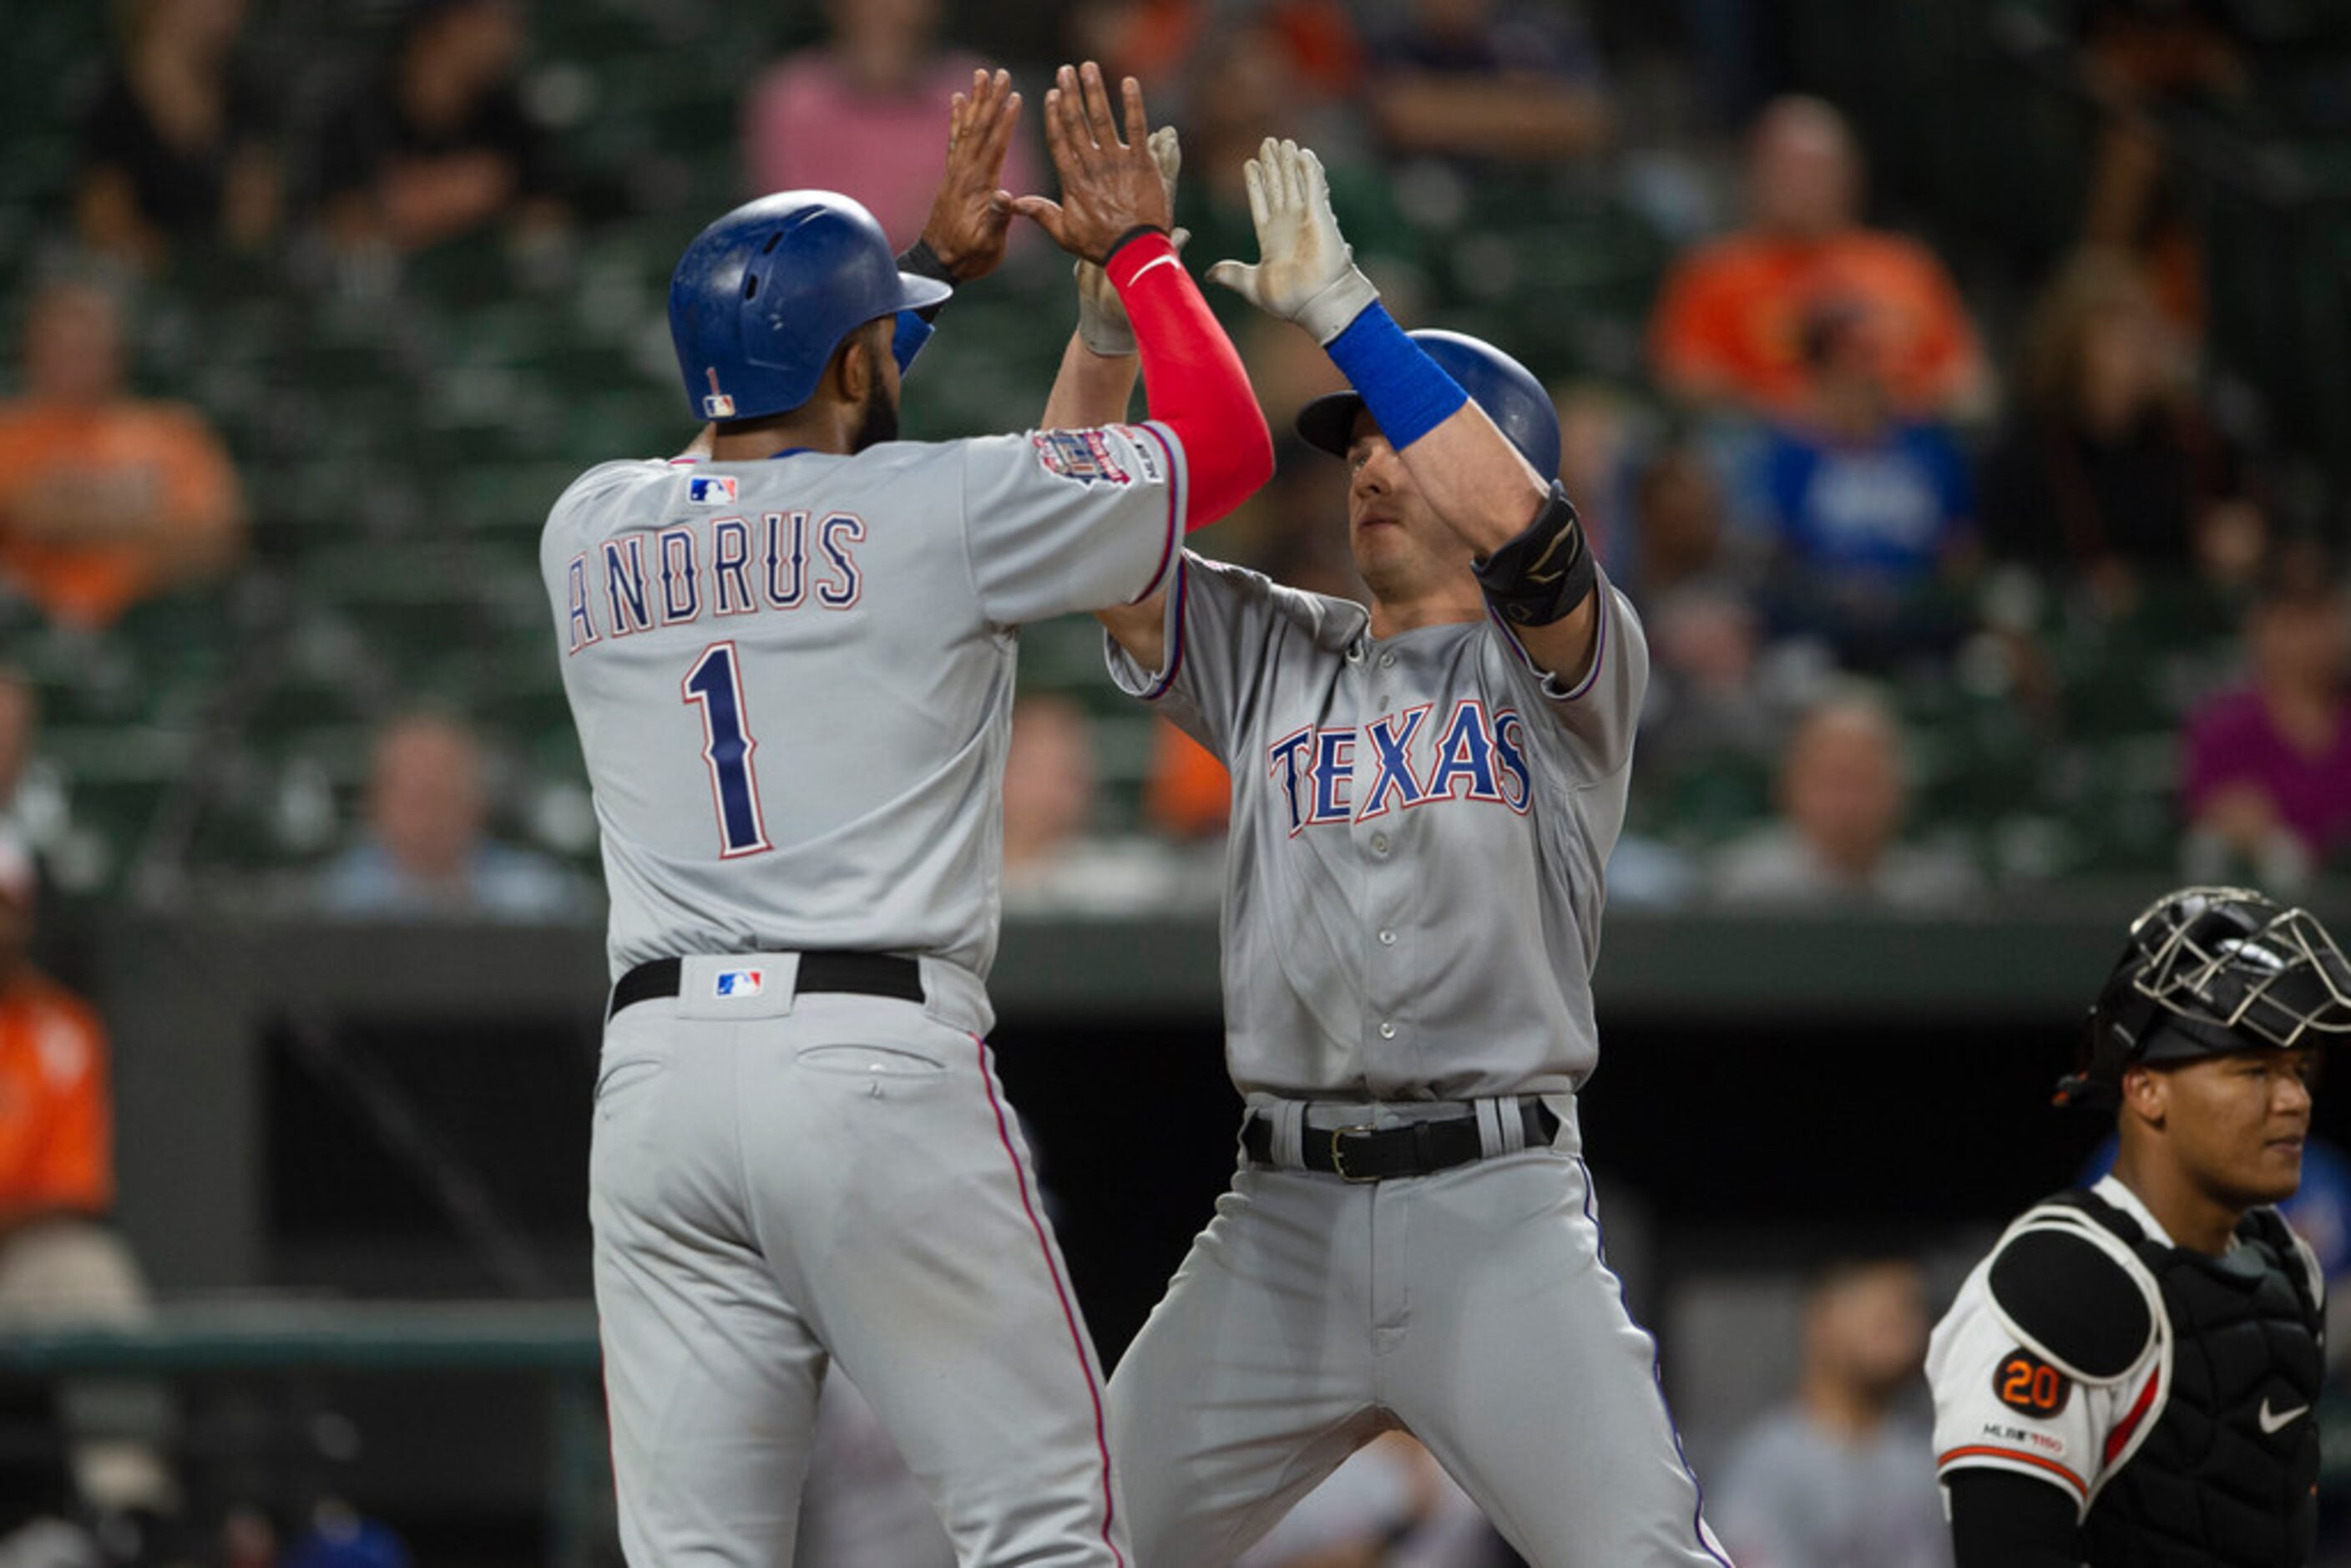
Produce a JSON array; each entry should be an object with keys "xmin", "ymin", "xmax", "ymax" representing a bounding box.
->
[
  {"xmin": 1486, "ymin": 586, "xmax": 1610, "ymax": 704},
  {"xmin": 1937, "ymin": 1445, "xmax": 2088, "ymax": 1505},
  {"xmin": 1128, "ymin": 422, "xmax": 1186, "ymax": 606},
  {"xmin": 1135, "ymin": 553, "xmax": 1190, "ymax": 701}
]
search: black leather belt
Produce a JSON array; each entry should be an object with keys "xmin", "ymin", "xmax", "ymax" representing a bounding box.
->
[
  {"xmin": 608, "ymin": 953, "xmax": 924, "ymax": 1020},
  {"xmin": 1241, "ymin": 1100, "xmax": 1559, "ymax": 1182}
]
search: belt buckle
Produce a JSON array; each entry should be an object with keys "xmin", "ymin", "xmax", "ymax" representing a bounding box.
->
[{"xmin": 1327, "ymin": 1124, "xmax": 1380, "ymax": 1183}]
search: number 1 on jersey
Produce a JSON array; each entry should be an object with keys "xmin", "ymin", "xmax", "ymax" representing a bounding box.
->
[{"xmin": 682, "ymin": 641, "xmax": 772, "ymax": 857}]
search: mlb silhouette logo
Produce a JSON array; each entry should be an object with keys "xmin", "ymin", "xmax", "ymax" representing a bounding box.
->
[
  {"xmin": 688, "ymin": 475, "xmax": 739, "ymax": 504},
  {"xmin": 714, "ymin": 969, "xmax": 765, "ymax": 999},
  {"xmin": 702, "ymin": 367, "xmax": 736, "ymax": 420}
]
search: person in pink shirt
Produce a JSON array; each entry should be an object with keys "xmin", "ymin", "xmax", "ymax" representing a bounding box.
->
[
  {"xmin": 2183, "ymin": 551, "xmax": 2351, "ymax": 888},
  {"xmin": 741, "ymin": 0, "xmax": 1041, "ymax": 246}
]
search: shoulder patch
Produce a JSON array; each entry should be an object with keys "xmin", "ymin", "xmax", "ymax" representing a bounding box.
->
[
  {"xmin": 1988, "ymin": 1222, "xmax": 2156, "ymax": 1383},
  {"xmin": 1990, "ymin": 1348, "xmax": 2073, "ymax": 1418},
  {"xmin": 1032, "ymin": 429, "xmax": 1132, "ymax": 487}
]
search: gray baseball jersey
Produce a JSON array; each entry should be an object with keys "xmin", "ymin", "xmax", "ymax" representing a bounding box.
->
[
  {"xmin": 1101, "ymin": 549, "xmax": 1732, "ymax": 1567},
  {"xmin": 544, "ymin": 424, "xmax": 1184, "ymax": 992},
  {"xmin": 550, "ymin": 422, "xmax": 1183, "ymax": 1568},
  {"xmin": 1103, "ymin": 550, "xmax": 1646, "ymax": 1100}
]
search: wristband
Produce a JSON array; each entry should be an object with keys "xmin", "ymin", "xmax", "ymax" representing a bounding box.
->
[
  {"xmin": 896, "ymin": 238, "xmax": 957, "ymax": 286},
  {"xmin": 1323, "ymin": 302, "xmax": 1469, "ymax": 454},
  {"xmin": 1104, "ymin": 224, "xmax": 1170, "ymax": 270}
]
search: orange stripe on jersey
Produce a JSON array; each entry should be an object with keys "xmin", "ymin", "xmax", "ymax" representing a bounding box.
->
[
  {"xmin": 2104, "ymin": 1367, "xmax": 2163, "ymax": 1464},
  {"xmin": 1938, "ymin": 1445, "xmax": 2087, "ymax": 1499}
]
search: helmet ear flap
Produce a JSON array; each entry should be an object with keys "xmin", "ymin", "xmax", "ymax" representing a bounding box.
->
[{"xmin": 2059, "ymin": 966, "xmax": 2161, "ymax": 1110}]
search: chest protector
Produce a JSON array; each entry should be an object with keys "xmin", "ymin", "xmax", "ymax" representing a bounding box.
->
[{"xmin": 2054, "ymin": 1189, "xmax": 2324, "ymax": 1567}]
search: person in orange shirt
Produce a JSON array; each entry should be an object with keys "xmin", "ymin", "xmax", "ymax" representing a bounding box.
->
[
  {"xmin": 0, "ymin": 843, "xmax": 109, "ymax": 1227},
  {"xmin": 0, "ymin": 833, "xmax": 177, "ymax": 1528},
  {"xmin": 0, "ymin": 280, "xmax": 245, "ymax": 630},
  {"xmin": 1648, "ymin": 96, "xmax": 1989, "ymax": 422}
]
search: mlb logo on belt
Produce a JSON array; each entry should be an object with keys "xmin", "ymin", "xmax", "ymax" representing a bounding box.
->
[
  {"xmin": 714, "ymin": 969, "xmax": 764, "ymax": 999},
  {"xmin": 688, "ymin": 475, "xmax": 738, "ymax": 504}
]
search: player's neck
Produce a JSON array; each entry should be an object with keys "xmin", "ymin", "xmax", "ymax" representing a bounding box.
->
[
  {"xmin": 2109, "ymin": 1147, "xmax": 2242, "ymax": 1256},
  {"xmin": 708, "ymin": 410, "xmax": 852, "ymax": 463},
  {"xmin": 1368, "ymin": 583, "xmax": 1485, "ymax": 639},
  {"xmin": 1797, "ymin": 1368, "xmax": 1886, "ymax": 1440}
]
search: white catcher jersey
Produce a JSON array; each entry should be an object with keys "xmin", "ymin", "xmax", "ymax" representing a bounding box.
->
[
  {"xmin": 1105, "ymin": 552, "xmax": 1648, "ymax": 1100},
  {"xmin": 1926, "ymin": 1174, "xmax": 2323, "ymax": 1517},
  {"xmin": 544, "ymin": 424, "xmax": 1186, "ymax": 989}
]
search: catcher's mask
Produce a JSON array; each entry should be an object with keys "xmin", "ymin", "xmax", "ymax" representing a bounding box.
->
[{"xmin": 2056, "ymin": 885, "xmax": 2351, "ymax": 1110}]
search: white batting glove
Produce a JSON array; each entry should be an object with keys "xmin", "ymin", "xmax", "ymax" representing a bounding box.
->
[
  {"xmin": 1206, "ymin": 138, "xmax": 1377, "ymax": 345},
  {"xmin": 1075, "ymin": 126, "xmax": 1185, "ymax": 357}
]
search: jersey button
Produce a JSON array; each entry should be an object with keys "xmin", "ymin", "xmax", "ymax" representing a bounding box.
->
[
  {"xmin": 1379, "ymin": 654, "xmax": 1397, "ymax": 669},
  {"xmin": 1378, "ymin": 1021, "xmax": 1397, "ymax": 1039},
  {"xmin": 1378, "ymin": 928, "xmax": 1397, "ymax": 946},
  {"xmin": 1369, "ymin": 833, "xmax": 1390, "ymax": 855}
]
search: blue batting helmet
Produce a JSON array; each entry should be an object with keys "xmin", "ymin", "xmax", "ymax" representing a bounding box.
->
[
  {"xmin": 1296, "ymin": 330, "xmax": 1560, "ymax": 478},
  {"xmin": 667, "ymin": 191, "xmax": 951, "ymax": 424}
]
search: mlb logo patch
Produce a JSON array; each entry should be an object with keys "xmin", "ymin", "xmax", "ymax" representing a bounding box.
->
[
  {"xmin": 1032, "ymin": 429, "xmax": 1133, "ymax": 488},
  {"xmin": 688, "ymin": 475, "xmax": 739, "ymax": 504},
  {"xmin": 714, "ymin": 968, "xmax": 765, "ymax": 999},
  {"xmin": 702, "ymin": 367, "xmax": 736, "ymax": 420}
]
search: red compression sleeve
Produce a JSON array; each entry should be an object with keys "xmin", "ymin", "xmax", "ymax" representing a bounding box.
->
[{"xmin": 1107, "ymin": 232, "xmax": 1273, "ymax": 532}]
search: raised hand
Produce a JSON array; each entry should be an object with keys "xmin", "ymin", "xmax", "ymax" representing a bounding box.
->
[
  {"xmin": 1206, "ymin": 138, "xmax": 1377, "ymax": 344},
  {"xmin": 918, "ymin": 68, "xmax": 1023, "ymax": 283},
  {"xmin": 1074, "ymin": 125, "xmax": 1184, "ymax": 357},
  {"xmin": 1011, "ymin": 63, "xmax": 1173, "ymax": 263}
]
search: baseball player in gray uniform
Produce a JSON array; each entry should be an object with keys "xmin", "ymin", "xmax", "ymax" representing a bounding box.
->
[
  {"xmin": 543, "ymin": 67, "xmax": 1272, "ymax": 1566},
  {"xmin": 1074, "ymin": 139, "xmax": 1731, "ymax": 1566}
]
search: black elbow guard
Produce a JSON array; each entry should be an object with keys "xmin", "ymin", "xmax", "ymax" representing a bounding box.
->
[{"xmin": 1472, "ymin": 482, "xmax": 1595, "ymax": 628}]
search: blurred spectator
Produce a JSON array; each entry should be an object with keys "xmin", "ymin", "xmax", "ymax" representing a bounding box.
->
[
  {"xmin": 741, "ymin": 0, "xmax": 1042, "ymax": 246},
  {"xmin": 1003, "ymin": 694, "xmax": 1096, "ymax": 888},
  {"xmin": 317, "ymin": 714, "xmax": 578, "ymax": 920},
  {"xmin": 1176, "ymin": 25, "xmax": 1408, "ymax": 277},
  {"xmin": 2182, "ymin": 551, "xmax": 2351, "ymax": 891},
  {"xmin": 0, "ymin": 281, "xmax": 245, "ymax": 630},
  {"xmin": 314, "ymin": 0, "xmax": 566, "ymax": 255},
  {"xmin": 1366, "ymin": 0, "xmax": 1610, "ymax": 164},
  {"xmin": 1003, "ymin": 694, "xmax": 1191, "ymax": 912},
  {"xmin": 1557, "ymin": 382, "xmax": 1641, "ymax": 573},
  {"xmin": 76, "ymin": 0, "xmax": 281, "ymax": 267},
  {"xmin": 1143, "ymin": 721, "xmax": 1228, "ymax": 841},
  {"xmin": 0, "ymin": 671, "xmax": 33, "ymax": 830},
  {"xmin": 1648, "ymin": 96, "xmax": 1987, "ymax": 422},
  {"xmin": 1632, "ymin": 443, "xmax": 1773, "ymax": 771},
  {"xmin": 1070, "ymin": 0, "xmax": 1363, "ymax": 109},
  {"xmin": 1235, "ymin": 1433, "xmax": 1495, "ymax": 1568},
  {"xmin": 1711, "ymin": 1258, "xmax": 1950, "ymax": 1568},
  {"xmin": 1980, "ymin": 248, "xmax": 2264, "ymax": 594},
  {"xmin": 2070, "ymin": 0, "xmax": 2249, "ymax": 332},
  {"xmin": 0, "ymin": 838, "xmax": 176, "ymax": 1527},
  {"xmin": 1757, "ymin": 304, "xmax": 1973, "ymax": 668},
  {"xmin": 1715, "ymin": 694, "xmax": 1981, "ymax": 909}
]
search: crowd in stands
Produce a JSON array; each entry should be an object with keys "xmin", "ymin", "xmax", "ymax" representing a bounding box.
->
[{"xmin": 3, "ymin": 0, "xmax": 2338, "ymax": 920}]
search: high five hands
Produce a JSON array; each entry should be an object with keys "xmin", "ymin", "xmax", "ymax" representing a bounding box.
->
[
  {"xmin": 1206, "ymin": 137, "xmax": 1378, "ymax": 344},
  {"xmin": 1012, "ymin": 63, "xmax": 1174, "ymax": 264},
  {"xmin": 931, "ymin": 64, "xmax": 1371, "ymax": 353},
  {"xmin": 918, "ymin": 68, "xmax": 1024, "ymax": 283}
]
